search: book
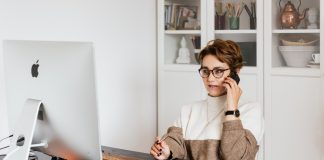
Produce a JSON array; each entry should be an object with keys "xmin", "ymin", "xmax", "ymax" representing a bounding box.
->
[
  {"xmin": 176, "ymin": 5, "xmax": 199, "ymax": 30},
  {"xmin": 164, "ymin": 3, "xmax": 200, "ymax": 30}
]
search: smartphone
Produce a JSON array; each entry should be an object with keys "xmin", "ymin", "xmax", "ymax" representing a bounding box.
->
[{"xmin": 229, "ymin": 72, "xmax": 240, "ymax": 84}]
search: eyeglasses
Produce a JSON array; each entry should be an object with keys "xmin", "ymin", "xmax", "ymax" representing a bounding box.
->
[{"xmin": 198, "ymin": 67, "xmax": 230, "ymax": 78}]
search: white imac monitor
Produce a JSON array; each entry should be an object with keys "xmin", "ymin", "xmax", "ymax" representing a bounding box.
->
[{"xmin": 3, "ymin": 40, "xmax": 102, "ymax": 159}]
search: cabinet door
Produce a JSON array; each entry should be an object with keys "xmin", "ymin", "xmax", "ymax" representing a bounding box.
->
[
  {"xmin": 239, "ymin": 74, "xmax": 259, "ymax": 102},
  {"xmin": 268, "ymin": 76, "xmax": 322, "ymax": 160},
  {"xmin": 158, "ymin": 71, "xmax": 204, "ymax": 135}
]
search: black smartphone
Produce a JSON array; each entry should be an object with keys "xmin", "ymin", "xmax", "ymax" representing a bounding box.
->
[{"xmin": 229, "ymin": 72, "xmax": 240, "ymax": 84}]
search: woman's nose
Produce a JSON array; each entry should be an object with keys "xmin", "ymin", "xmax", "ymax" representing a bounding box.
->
[{"xmin": 207, "ymin": 73, "xmax": 216, "ymax": 81}]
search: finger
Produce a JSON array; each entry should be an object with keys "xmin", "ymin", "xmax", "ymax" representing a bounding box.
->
[
  {"xmin": 160, "ymin": 141, "xmax": 166, "ymax": 147},
  {"xmin": 225, "ymin": 77, "xmax": 237, "ymax": 88},
  {"xmin": 223, "ymin": 79, "xmax": 233, "ymax": 90},
  {"xmin": 154, "ymin": 143, "xmax": 163, "ymax": 152},
  {"xmin": 224, "ymin": 78, "xmax": 238, "ymax": 93},
  {"xmin": 155, "ymin": 137, "xmax": 160, "ymax": 142},
  {"xmin": 150, "ymin": 150, "xmax": 160, "ymax": 159},
  {"xmin": 156, "ymin": 137, "xmax": 166, "ymax": 145},
  {"xmin": 152, "ymin": 145, "xmax": 160, "ymax": 154},
  {"xmin": 160, "ymin": 142, "xmax": 170, "ymax": 156},
  {"xmin": 223, "ymin": 82, "xmax": 231, "ymax": 93},
  {"xmin": 152, "ymin": 145, "xmax": 163, "ymax": 158},
  {"xmin": 150, "ymin": 148, "xmax": 159, "ymax": 157},
  {"xmin": 224, "ymin": 79, "xmax": 241, "ymax": 102}
]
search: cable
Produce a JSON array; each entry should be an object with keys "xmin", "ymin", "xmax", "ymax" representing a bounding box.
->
[
  {"xmin": 0, "ymin": 150, "xmax": 38, "ymax": 157},
  {"xmin": 0, "ymin": 145, "xmax": 9, "ymax": 150},
  {"xmin": 0, "ymin": 135, "xmax": 13, "ymax": 143}
]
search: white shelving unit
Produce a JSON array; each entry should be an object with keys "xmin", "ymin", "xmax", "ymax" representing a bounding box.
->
[
  {"xmin": 214, "ymin": 30, "xmax": 257, "ymax": 34},
  {"xmin": 158, "ymin": 0, "xmax": 324, "ymax": 159},
  {"xmin": 158, "ymin": 0, "xmax": 205, "ymax": 135},
  {"xmin": 272, "ymin": 29, "xmax": 320, "ymax": 33},
  {"xmin": 264, "ymin": 0, "xmax": 324, "ymax": 160},
  {"xmin": 158, "ymin": 0, "xmax": 264, "ymax": 159},
  {"xmin": 271, "ymin": 67, "xmax": 321, "ymax": 77},
  {"xmin": 165, "ymin": 30, "xmax": 201, "ymax": 34}
]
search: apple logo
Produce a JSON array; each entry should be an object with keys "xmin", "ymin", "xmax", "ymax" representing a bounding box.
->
[{"xmin": 31, "ymin": 60, "xmax": 39, "ymax": 78}]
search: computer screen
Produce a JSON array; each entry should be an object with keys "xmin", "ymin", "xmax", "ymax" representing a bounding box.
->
[{"xmin": 3, "ymin": 40, "xmax": 102, "ymax": 159}]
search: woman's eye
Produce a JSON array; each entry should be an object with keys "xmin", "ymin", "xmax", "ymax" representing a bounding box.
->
[
  {"xmin": 202, "ymin": 69, "xmax": 209, "ymax": 74},
  {"xmin": 214, "ymin": 70, "xmax": 223, "ymax": 74}
]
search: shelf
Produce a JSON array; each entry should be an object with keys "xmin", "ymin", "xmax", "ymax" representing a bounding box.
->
[
  {"xmin": 163, "ymin": 64, "xmax": 258, "ymax": 74},
  {"xmin": 214, "ymin": 30, "xmax": 257, "ymax": 34},
  {"xmin": 271, "ymin": 67, "xmax": 320, "ymax": 77},
  {"xmin": 272, "ymin": 29, "xmax": 320, "ymax": 34},
  {"xmin": 163, "ymin": 64, "xmax": 200, "ymax": 72},
  {"xmin": 165, "ymin": 30, "xmax": 201, "ymax": 35},
  {"xmin": 240, "ymin": 67, "xmax": 259, "ymax": 74}
]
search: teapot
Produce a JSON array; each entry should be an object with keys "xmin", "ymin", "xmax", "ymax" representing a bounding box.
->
[{"xmin": 279, "ymin": 0, "xmax": 309, "ymax": 29}]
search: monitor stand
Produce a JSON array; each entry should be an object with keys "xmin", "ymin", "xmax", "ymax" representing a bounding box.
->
[{"xmin": 4, "ymin": 99, "xmax": 48, "ymax": 160}]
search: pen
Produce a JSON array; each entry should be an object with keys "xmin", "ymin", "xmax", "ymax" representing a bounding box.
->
[{"xmin": 156, "ymin": 134, "xmax": 169, "ymax": 144}]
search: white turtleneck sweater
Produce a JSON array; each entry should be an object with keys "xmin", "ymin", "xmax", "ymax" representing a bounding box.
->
[{"xmin": 163, "ymin": 95, "xmax": 264, "ymax": 160}]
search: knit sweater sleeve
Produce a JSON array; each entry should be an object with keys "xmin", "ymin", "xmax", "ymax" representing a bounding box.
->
[
  {"xmin": 219, "ymin": 120, "xmax": 259, "ymax": 160},
  {"xmin": 163, "ymin": 105, "xmax": 192, "ymax": 159},
  {"xmin": 164, "ymin": 126, "xmax": 187, "ymax": 159},
  {"xmin": 219, "ymin": 103, "xmax": 264, "ymax": 160}
]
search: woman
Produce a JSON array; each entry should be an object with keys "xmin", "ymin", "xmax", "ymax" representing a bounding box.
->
[{"xmin": 150, "ymin": 39, "xmax": 264, "ymax": 159}]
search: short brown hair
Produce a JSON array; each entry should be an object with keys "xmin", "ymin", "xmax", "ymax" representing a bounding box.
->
[{"xmin": 199, "ymin": 39, "xmax": 243, "ymax": 71}]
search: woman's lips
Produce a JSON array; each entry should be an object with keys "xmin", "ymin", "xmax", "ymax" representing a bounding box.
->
[{"xmin": 208, "ymin": 85, "xmax": 219, "ymax": 89}]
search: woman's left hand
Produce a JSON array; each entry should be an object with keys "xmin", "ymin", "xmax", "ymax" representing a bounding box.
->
[{"xmin": 223, "ymin": 77, "xmax": 242, "ymax": 111}]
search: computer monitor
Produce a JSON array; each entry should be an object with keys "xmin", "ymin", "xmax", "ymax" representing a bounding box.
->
[{"xmin": 3, "ymin": 40, "xmax": 102, "ymax": 159}]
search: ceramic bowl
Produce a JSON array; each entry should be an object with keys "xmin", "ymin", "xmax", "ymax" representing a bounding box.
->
[
  {"xmin": 279, "ymin": 46, "xmax": 319, "ymax": 67},
  {"xmin": 280, "ymin": 34, "xmax": 319, "ymax": 46}
]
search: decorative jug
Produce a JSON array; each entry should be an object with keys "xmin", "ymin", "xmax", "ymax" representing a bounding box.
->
[{"xmin": 279, "ymin": 0, "xmax": 309, "ymax": 29}]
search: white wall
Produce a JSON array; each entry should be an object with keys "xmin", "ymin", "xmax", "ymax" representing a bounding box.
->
[{"xmin": 0, "ymin": 0, "xmax": 156, "ymax": 153}]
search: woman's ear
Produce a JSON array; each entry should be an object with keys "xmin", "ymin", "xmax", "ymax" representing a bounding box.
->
[{"xmin": 235, "ymin": 68, "xmax": 241, "ymax": 74}]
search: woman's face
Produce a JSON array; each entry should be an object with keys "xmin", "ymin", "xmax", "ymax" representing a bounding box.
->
[{"xmin": 200, "ymin": 54, "xmax": 231, "ymax": 97}]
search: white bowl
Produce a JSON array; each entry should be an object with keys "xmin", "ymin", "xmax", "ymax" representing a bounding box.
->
[
  {"xmin": 281, "ymin": 38, "xmax": 318, "ymax": 46},
  {"xmin": 279, "ymin": 46, "xmax": 319, "ymax": 51},
  {"xmin": 279, "ymin": 47, "xmax": 317, "ymax": 67},
  {"xmin": 280, "ymin": 34, "xmax": 319, "ymax": 46}
]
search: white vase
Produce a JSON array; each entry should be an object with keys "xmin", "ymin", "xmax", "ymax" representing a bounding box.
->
[{"xmin": 307, "ymin": 8, "xmax": 318, "ymax": 29}]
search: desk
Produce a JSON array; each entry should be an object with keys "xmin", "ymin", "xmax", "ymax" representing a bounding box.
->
[
  {"xmin": 0, "ymin": 146, "xmax": 154, "ymax": 160},
  {"xmin": 102, "ymin": 146, "xmax": 154, "ymax": 160}
]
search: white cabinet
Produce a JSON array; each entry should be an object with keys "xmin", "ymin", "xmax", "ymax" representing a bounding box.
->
[
  {"xmin": 158, "ymin": 0, "xmax": 207, "ymax": 135},
  {"xmin": 158, "ymin": 0, "xmax": 264, "ymax": 131},
  {"xmin": 269, "ymin": 76, "xmax": 321, "ymax": 160},
  {"xmin": 159, "ymin": 70, "xmax": 205, "ymax": 134},
  {"xmin": 264, "ymin": 0, "xmax": 324, "ymax": 159},
  {"xmin": 158, "ymin": 0, "xmax": 323, "ymax": 159},
  {"xmin": 158, "ymin": 0, "xmax": 264, "ymax": 158}
]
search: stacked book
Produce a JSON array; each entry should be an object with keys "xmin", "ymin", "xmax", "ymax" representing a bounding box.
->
[{"xmin": 164, "ymin": 3, "xmax": 200, "ymax": 30}]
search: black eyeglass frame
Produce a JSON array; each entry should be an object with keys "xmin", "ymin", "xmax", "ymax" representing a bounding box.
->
[{"xmin": 198, "ymin": 67, "xmax": 230, "ymax": 78}]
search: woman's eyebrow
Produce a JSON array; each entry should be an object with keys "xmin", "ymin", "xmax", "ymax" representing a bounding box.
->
[
  {"xmin": 201, "ymin": 65, "xmax": 224, "ymax": 68},
  {"xmin": 213, "ymin": 66, "xmax": 226, "ymax": 69},
  {"xmin": 201, "ymin": 66, "xmax": 226, "ymax": 70}
]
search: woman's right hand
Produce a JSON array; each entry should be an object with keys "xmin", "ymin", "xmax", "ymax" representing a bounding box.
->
[{"xmin": 150, "ymin": 137, "xmax": 171, "ymax": 159}]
